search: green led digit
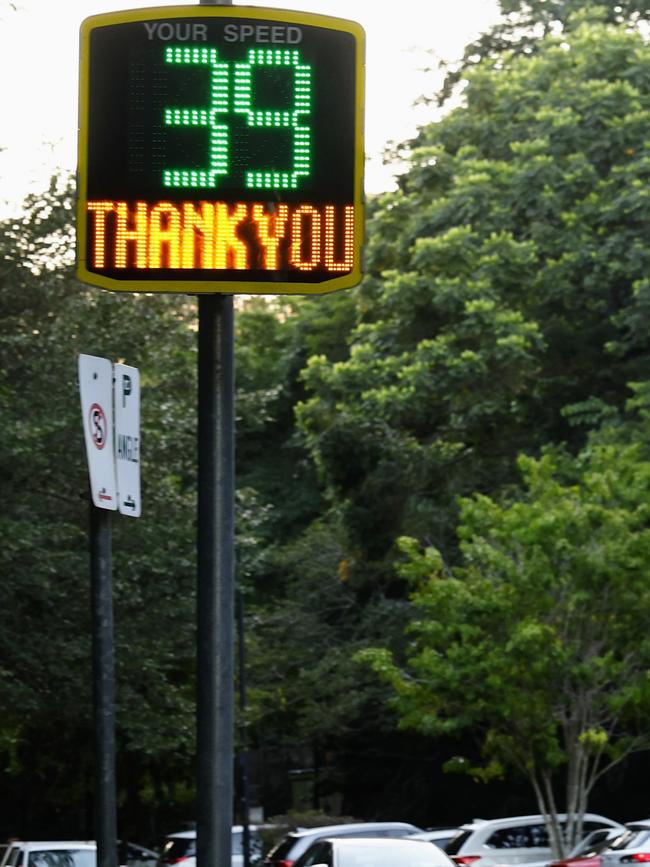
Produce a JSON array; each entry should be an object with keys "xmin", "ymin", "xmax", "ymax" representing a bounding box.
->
[
  {"xmin": 233, "ymin": 48, "xmax": 312, "ymax": 190},
  {"xmin": 162, "ymin": 45, "xmax": 229, "ymax": 188}
]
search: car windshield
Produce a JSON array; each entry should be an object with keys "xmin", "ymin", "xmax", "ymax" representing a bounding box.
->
[
  {"xmin": 160, "ymin": 840, "xmax": 196, "ymax": 863},
  {"xmin": 266, "ymin": 837, "xmax": 297, "ymax": 861},
  {"xmin": 608, "ymin": 831, "xmax": 650, "ymax": 852},
  {"xmin": 28, "ymin": 851, "xmax": 96, "ymax": 867},
  {"xmin": 446, "ymin": 832, "xmax": 473, "ymax": 857},
  {"xmin": 569, "ymin": 831, "xmax": 617, "ymax": 858}
]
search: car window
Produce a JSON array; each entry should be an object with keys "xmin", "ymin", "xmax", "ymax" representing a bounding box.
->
[
  {"xmin": 28, "ymin": 851, "xmax": 96, "ymax": 867},
  {"xmin": 160, "ymin": 840, "xmax": 196, "ymax": 863},
  {"xmin": 1, "ymin": 848, "xmax": 14, "ymax": 867},
  {"xmin": 434, "ymin": 838, "xmax": 453, "ymax": 851},
  {"xmin": 296, "ymin": 842, "xmax": 331, "ymax": 867},
  {"xmin": 584, "ymin": 824, "xmax": 613, "ymax": 835},
  {"xmin": 266, "ymin": 836, "xmax": 299, "ymax": 862},
  {"xmin": 570, "ymin": 830, "xmax": 616, "ymax": 858},
  {"xmin": 608, "ymin": 831, "xmax": 650, "ymax": 852},
  {"xmin": 446, "ymin": 832, "xmax": 473, "ymax": 857},
  {"xmin": 486, "ymin": 826, "xmax": 549, "ymax": 849}
]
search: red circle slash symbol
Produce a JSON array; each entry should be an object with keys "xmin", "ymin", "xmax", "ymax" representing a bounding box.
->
[{"xmin": 89, "ymin": 402, "xmax": 107, "ymax": 450}]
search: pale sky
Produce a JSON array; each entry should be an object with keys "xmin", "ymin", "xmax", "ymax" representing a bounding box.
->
[{"xmin": 0, "ymin": 0, "xmax": 500, "ymax": 214}]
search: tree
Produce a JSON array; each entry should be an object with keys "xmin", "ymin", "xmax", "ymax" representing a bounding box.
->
[
  {"xmin": 0, "ymin": 175, "xmax": 206, "ymax": 835},
  {"xmin": 436, "ymin": 1, "xmax": 650, "ymax": 106},
  {"xmin": 0, "ymin": 175, "xmax": 368, "ymax": 832},
  {"xmin": 359, "ymin": 397, "xmax": 650, "ymax": 855},
  {"xmin": 298, "ymin": 10, "xmax": 650, "ymax": 572}
]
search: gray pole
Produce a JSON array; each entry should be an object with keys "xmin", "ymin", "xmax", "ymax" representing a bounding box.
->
[
  {"xmin": 196, "ymin": 0, "xmax": 234, "ymax": 865},
  {"xmin": 237, "ymin": 587, "xmax": 251, "ymax": 867},
  {"xmin": 197, "ymin": 291, "xmax": 235, "ymax": 867},
  {"xmin": 90, "ymin": 503, "xmax": 118, "ymax": 867}
]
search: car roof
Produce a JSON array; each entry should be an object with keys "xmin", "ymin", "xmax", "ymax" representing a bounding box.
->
[
  {"xmin": 458, "ymin": 815, "xmax": 618, "ymax": 831},
  {"xmin": 325, "ymin": 837, "xmax": 438, "ymax": 848},
  {"xmin": 288, "ymin": 822, "xmax": 419, "ymax": 839},
  {"xmin": 166, "ymin": 827, "xmax": 263, "ymax": 839},
  {"xmin": 11, "ymin": 844, "xmax": 96, "ymax": 850}
]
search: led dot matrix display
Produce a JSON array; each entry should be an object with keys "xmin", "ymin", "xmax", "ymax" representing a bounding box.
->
[{"xmin": 77, "ymin": 6, "xmax": 365, "ymax": 295}]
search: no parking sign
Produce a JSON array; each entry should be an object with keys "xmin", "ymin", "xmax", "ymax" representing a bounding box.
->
[
  {"xmin": 79, "ymin": 354, "xmax": 141, "ymax": 516},
  {"xmin": 79, "ymin": 354, "xmax": 117, "ymax": 510}
]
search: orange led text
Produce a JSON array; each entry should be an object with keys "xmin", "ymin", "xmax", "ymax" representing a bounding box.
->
[{"xmin": 87, "ymin": 200, "xmax": 355, "ymax": 273}]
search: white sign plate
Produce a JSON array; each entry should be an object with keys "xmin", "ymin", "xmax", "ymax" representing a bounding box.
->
[
  {"xmin": 114, "ymin": 363, "xmax": 141, "ymax": 517},
  {"xmin": 79, "ymin": 353, "xmax": 117, "ymax": 510}
]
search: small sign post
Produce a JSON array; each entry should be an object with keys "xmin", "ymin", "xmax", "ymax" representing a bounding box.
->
[
  {"xmin": 79, "ymin": 353, "xmax": 118, "ymax": 867},
  {"xmin": 78, "ymin": 354, "xmax": 141, "ymax": 867}
]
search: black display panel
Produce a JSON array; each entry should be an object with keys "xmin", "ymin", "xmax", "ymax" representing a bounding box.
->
[{"xmin": 77, "ymin": 7, "xmax": 365, "ymax": 294}]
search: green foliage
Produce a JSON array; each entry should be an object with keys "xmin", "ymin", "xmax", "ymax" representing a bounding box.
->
[
  {"xmin": 299, "ymin": 14, "xmax": 650, "ymax": 570},
  {"xmin": 6, "ymin": 0, "xmax": 650, "ymax": 835},
  {"xmin": 437, "ymin": 2, "xmax": 650, "ymax": 106},
  {"xmin": 360, "ymin": 405, "xmax": 650, "ymax": 849}
]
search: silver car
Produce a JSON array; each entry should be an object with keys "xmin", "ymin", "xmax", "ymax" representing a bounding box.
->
[
  {"xmin": 600, "ymin": 821, "xmax": 650, "ymax": 867},
  {"xmin": 446, "ymin": 815, "xmax": 622, "ymax": 867}
]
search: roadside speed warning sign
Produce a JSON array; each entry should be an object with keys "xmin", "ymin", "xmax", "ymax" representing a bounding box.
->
[{"xmin": 79, "ymin": 354, "xmax": 117, "ymax": 510}]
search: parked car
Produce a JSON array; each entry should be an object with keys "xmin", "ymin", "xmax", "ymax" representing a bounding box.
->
[
  {"xmin": 292, "ymin": 835, "xmax": 456, "ymax": 867},
  {"xmin": 409, "ymin": 830, "xmax": 461, "ymax": 852},
  {"xmin": 263, "ymin": 823, "xmax": 423, "ymax": 867},
  {"xmin": 2, "ymin": 842, "xmax": 96, "ymax": 867},
  {"xmin": 549, "ymin": 827, "xmax": 626, "ymax": 867},
  {"xmin": 158, "ymin": 826, "xmax": 265, "ymax": 867},
  {"xmin": 1, "ymin": 840, "xmax": 156, "ymax": 867},
  {"xmin": 599, "ymin": 821, "xmax": 650, "ymax": 867},
  {"xmin": 446, "ymin": 815, "xmax": 623, "ymax": 867},
  {"xmin": 121, "ymin": 842, "xmax": 159, "ymax": 867}
]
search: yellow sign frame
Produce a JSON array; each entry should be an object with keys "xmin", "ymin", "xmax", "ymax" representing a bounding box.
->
[{"xmin": 77, "ymin": 5, "xmax": 365, "ymax": 295}]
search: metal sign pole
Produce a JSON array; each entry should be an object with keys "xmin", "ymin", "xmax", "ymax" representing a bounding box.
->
[
  {"xmin": 90, "ymin": 502, "xmax": 118, "ymax": 867},
  {"xmin": 197, "ymin": 291, "xmax": 235, "ymax": 867},
  {"xmin": 196, "ymin": 10, "xmax": 234, "ymax": 867}
]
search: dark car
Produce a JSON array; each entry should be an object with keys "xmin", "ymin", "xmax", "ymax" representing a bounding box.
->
[{"xmin": 263, "ymin": 823, "xmax": 422, "ymax": 867}]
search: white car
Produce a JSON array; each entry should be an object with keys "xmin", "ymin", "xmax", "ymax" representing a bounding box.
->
[
  {"xmin": 446, "ymin": 815, "xmax": 622, "ymax": 867},
  {"xmin": 158, "ymin": 826, "xmax": 265, "ymax": 867},
  {"xmin": 2, "ymin": 842, "xmax": 96, "ymax": 867},
  {"xmin": 292, "ymin": 835, "xmax": 457, "ymax": 867}
]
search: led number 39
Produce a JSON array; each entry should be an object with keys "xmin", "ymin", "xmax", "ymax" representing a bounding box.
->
[{"xmin": 163, "ymin": 45, "xmax": 312, "ymax": 191}]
